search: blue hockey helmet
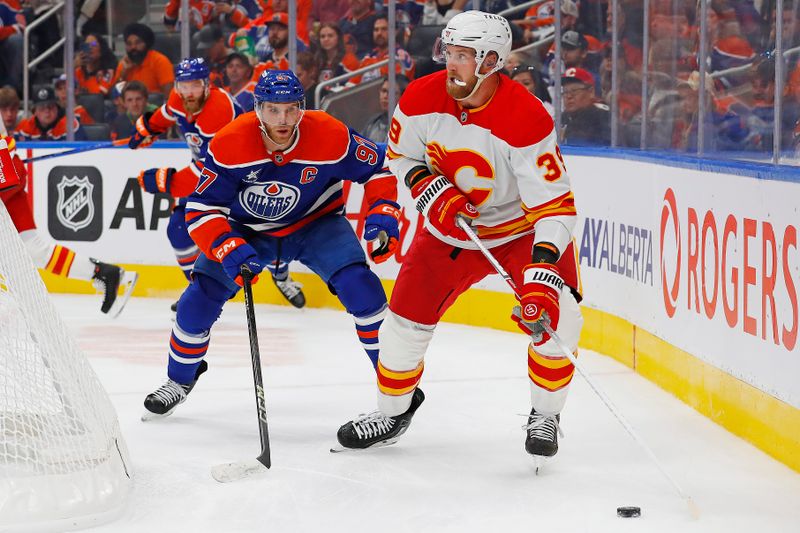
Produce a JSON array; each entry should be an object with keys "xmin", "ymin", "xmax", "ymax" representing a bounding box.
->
[
  {"xmin": 174, "ymin": 57, "xmax": 210, "ymax": 82},
  {"xmin": 254, "ymin": 70, "xmax": 305, "ymax": 104}
]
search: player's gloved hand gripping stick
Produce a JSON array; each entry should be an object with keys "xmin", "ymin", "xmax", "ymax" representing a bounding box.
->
[
  {"xmin": 455, "ymin": 217, "xmax": 699, "ymax": 518},
  {"xmin": 363, "ymin": 199, "xmax": 401, "ymax": 263}
]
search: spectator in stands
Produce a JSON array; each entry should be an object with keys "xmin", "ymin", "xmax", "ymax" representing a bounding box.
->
[
  {"xmin": 379, "ymin": 0, "xmax": 421, "ymax": 38},
  {"xmin": 75, "ymin": 32, "xmax": 118, "ymax": 96},
  {"xmin": 560, "ymin": 67, "xmax": 610, "ymax": 146},
  {"xmin": 746, "ymin": 59, "xmax": 797, "ymax": 152},
  {"xmin": 503, "ymin": 50, "xmax": 532, "ymax": 76},
  {"xmin": 354, "ymin": 15, "xmax": 415, "ymax": 83},
  {"xmin": 510, "ymin": 65, "xmax": 553, "ymax": 116},
  {"xmin": 251, "ymin": 13, "xmax": 308, "ymax": 78},
  {"xmin": 194, "ymin": 24, "xmax": 229, "ymax": 86},
  {"xmin": 520, "ymin": 0, "xmax": 579, "ymax": 44},
  {"xmin": 229, "ymin": 0, "xmax": 312, "ymax": 48},
  {"xmin": 295, "ymin": 51, "xmax": 320, "ymax": 110},
  {"xmin": 16, "ymin": 86, "xmax": 87, "ymax": 141},
  {"xmin": 340, "ymin": 0, "xmax": 379, "ymax": 57},
  {"xmin": 106, "ymin": 81, "xmax": 127, "ymax": 124},
  {"xmin": 560, "ymin": 31, "xmax": 597, "ymax": 79},
  {"xmin": 163, "ymin": 0, "xmax": 215, "ymax": 31},
  {"xmin": 421, "ymin": 0, "xmax": 467, "ymax": 26},
  {"xmin": 54, "ymin": 74, "xmax": 94, "ymax": 125},
  {"xmin": 362, "ymin": 75, "xmax": 408, "ymax": 143},
  {"xmin": 0, "ymin": 0, "xmax": 24, "ymax": 91},
  {"xmin": 224, "ymin": 52, "xmax": 255, "ymax": 111},
  {"xmin": 604, "ymin": 0, "xmax": 643, "ymax": 72},
  {"xmin": 711, "ymin": 35, "xmax": 756, "ymax": 91},
  {"xmin": 315, "ymin": 22, "xmax": 360, "ymax": 84},
  {"xmin": 672, "ymin": 71, "xmax": 750, "ymax": 152},
  {"xmin": 0, "ymin": 85, "xmax": 20, "ymax": 135},
  {"xmin": 116, "ymin": 23, "xmax": 174, "ymax": 98},
  {"xmin": 311, "ymin": 0, "xmax": 350, "ymax": 25},
  {"xmin": 110, "ymin": 81, "xmax": 151, "ymax": 141},
  {"xmin": 213, "ymin": 0, "xmax": 255, "ymax": 28}
]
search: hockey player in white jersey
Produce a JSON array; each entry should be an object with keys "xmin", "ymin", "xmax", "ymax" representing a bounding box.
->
[{"xmin": 335, "ymin": 11, "xmax": 583, "ymax": 462}]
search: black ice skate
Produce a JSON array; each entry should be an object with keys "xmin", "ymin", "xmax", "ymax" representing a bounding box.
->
[
  {"xmin": 272, "ymin": 273, "xmax": 306, "ymax": 308},
  {"xmin": 524, "ymin": 408, "xmax": 562, "ymax": 473},
  {"xmin": 142, "ymin": 361, "xmax": 208, "ymax": 421},
  {"xmin": 333, "ymin": 388, "xmax": 425, "ymax": 452},
  {"xmin": 91, "ymin": 259, "xmax": 138, "ymax": 318}
]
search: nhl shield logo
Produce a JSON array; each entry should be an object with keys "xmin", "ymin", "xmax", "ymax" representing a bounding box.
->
[
  {"xmin": 56, "ymin": 175, "xmax": 95, "ymax": 232},
  {"xmin": 240, "ymin": 181, "xmax": 299, "ymax": 221}
]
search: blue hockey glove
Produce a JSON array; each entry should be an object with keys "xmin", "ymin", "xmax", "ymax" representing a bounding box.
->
[
  {"xmin": 137, "ymin": 167, "xmax": 175, "ymax": 194},
  {"xmin": 211, "ymin": 234, "xmax": 263, "ymax": 286},
  {"xmin": 363, "ymin": 200, "xmax": 400, "ymax": 264}
]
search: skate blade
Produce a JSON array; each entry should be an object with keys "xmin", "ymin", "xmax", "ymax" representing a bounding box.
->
[
  {"xmin": 109, "ymin": 270, "xmax": 139, "ymax": 319},
  {"xmin": 531, "ymin": 454, "xmax": 553, "ymax": 475},
  {"xmin": 140, "ymin": 408, "xmax": 176, "ymax": 422},
  {"xmin": 211, "ymin": 458, "xmax": 269, "ymax": 483},
  {"xmin": 330, "ymin": 439, "xmax": 398, "ymax": 453}
]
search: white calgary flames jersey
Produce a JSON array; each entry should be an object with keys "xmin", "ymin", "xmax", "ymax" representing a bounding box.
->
[{"xmin": 387, "ymin": 70, "xmax": 577, "ymax": 253}]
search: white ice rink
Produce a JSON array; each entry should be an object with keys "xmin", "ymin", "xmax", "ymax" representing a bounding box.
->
[{"xmin": 54, "ymin": 294, "xmax": 800, "ymax": 533}]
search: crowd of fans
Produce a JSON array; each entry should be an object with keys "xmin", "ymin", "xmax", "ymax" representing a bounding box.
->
[{"xmin": 0, "ymin": 0, "xmax": 799, "ymax": 157}]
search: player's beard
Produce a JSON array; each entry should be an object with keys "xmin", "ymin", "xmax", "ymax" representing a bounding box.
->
[
  {"xmin": 182, "ymin": 93, "xmax": 206, "ymax": 114},
  {"xmin": 446, "ymin": 74, "xmax": 478, "ymax": 100}
]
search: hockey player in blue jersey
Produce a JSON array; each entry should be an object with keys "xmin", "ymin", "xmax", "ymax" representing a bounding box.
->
[
  {"xmin": 143, "ymin": 70, "xmax": 401, "ymax": 418},
  {"xmin": 129, "ymin": 58, "xmax": 306, "ymax": 309}
]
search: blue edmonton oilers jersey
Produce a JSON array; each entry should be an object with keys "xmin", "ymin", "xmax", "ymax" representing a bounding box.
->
[{"xmin": 185, "ymin": 111, "xmax": 392, "ymax": 240}]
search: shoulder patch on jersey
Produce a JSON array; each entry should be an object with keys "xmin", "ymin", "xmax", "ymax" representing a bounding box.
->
[
  {"xmin": 287, "ymin": 111, "xmax": 350, "ymax": 163},
  {"xmin": 208, "ymin": 112, "xmax": 268, "ymax": 167},
  {"xmin": 196, "ymin": 87, "xmax": 237, "ymax": 135}
]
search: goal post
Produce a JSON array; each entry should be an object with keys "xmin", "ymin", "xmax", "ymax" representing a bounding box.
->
[{"xmin": 0, "ymin": 201, "xmax": 131, "ymax": 531}]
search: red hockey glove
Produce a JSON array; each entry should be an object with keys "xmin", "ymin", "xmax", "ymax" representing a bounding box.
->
[
  {"xmin": 129, "ymin": 112, "xmax": 159, "ymax": 149},
  {"xmin": 0, "ymin": 138, "xmax": 19, "ymax": 192},
  {"xmin": 512, "ymin": 263, "xmax": 564, "ymax": 346},
  {"xmin": 137, "ymin": 167, "xmax": 176, "ymax": 194},
  {"xmin": 363, "ymin": 200, "xmax": 400, "ymax": 264},
  {"xmin": 410, "ymin": 174, "xmax": 477, "ymax": 240},
  {"xmin": 211, "ymin": 235, "xmax": 264, "ymax": 286}
]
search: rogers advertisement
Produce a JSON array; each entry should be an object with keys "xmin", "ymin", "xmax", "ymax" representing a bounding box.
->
[{"xmin": 569, "ymin": 155, "xmax": 800, "ymax": 408}]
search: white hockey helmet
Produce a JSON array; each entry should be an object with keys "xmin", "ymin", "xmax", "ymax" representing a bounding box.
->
[{"xmin": 435, "ymin": 11, "xmax": 513, "ymax": 77}]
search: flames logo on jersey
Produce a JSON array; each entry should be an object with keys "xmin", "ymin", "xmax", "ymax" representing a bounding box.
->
[
  {"xmin": 240, "ymin": 181, "xmax": 300, "ymax": 221},
  {"xmin": 425, "ymin": 142, "xmax": 495, "ymax": 206}
]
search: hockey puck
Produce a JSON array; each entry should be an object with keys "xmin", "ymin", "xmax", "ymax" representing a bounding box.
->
[{"xmin": 617, "ymin": 506, "xmax": 641, "ymax": 518}]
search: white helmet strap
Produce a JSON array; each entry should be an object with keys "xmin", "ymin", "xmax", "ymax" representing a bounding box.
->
[{"xmin": 453, "ymin": 52, "xmax": 498, "ymax": 102}]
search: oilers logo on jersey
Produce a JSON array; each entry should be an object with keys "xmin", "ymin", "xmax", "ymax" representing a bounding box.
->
[
  {"xmin": 184, "ymin": 132, "xmax": 204, "ymax": 158},
  {"xmin": 240, "ymin": 181, "xmax": 300, "ymax": 220}
]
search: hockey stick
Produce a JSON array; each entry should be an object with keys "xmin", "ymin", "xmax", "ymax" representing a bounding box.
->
[
  {"xmin": 211, "ymin": 266, "xmax": 272, "ymax": 482},
  {"xmin": 22, "ymin": 137, "xmax": 131, "ymax": 164},
  {"xmin": 456, "ymin": 217, "xmax": 700, "ymax": 518}
]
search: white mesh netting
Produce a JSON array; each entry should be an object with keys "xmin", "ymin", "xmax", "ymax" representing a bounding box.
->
[{"xmin": 0, "ymin": 202, "xmax": 131, "ymax": 531}]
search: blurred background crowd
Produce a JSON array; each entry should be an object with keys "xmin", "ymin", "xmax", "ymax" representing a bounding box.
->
[{"xmin": 1, "ymin": 0, "xmax": 799, "ymax": 163}]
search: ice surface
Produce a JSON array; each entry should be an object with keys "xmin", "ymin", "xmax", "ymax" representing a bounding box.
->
[{"xmin": 50, "ymin": 295, "xmax": 800, "ymax": 533}]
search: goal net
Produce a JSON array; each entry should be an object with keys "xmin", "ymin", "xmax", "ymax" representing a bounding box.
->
[{"xmin": 0, "ymin": 201, "xmax": 131, "ymax": 531}]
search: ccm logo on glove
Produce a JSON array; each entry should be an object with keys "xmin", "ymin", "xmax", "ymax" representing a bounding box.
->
[{"xmin": 214, "ymin": 239, "xmax": 239, "ymax": 261}]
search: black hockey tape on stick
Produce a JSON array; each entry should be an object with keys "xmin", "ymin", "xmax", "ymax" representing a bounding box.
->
[
  {"xmin": 241, "ymin": 265, "xmax": 272, "ymax": 469},
  {"xmin": 369, "ymin": 230, "xmax": 391, "ymax": 261},
  {"xmin": 455, "ymin": 217, "xmax": 699, "ymax": 519}
]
